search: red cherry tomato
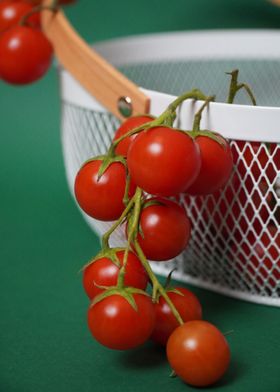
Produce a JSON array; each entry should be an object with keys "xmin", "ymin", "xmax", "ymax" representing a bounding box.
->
[
  {"xmin": 0, "ymin": 25, "xmax": 52, "ymax": 84},
  {"xmin": 0, "ymin": 1, "xmax": 40, "ymax": 33},
  {"xmin": 113, "ymin": 115, "xmax": 153, "ymax": 157},
  {"xmin": 187, "ymin": 135, "xmax": 233, "ymax": 195},
  {"xmin": 127, "ymin": 126, "xmax": 201, "ymax": 197},
  {"xmin": 74, "ymin": 159, "xmax": 136, "ymax": 221},
  {"xmin": 83, "ymin": 250, "xmax": 149, "ymax": 299},
  {"xmin": 167, "ymin": 320, "xmax": 230, "ymax": 387},
  {"xmin": 151, "ymin": 287, "xmax": 202, "ymax": 346},
  {"xmin": 133, "ymin": 198, "xmax": 191, "ymax": 261},
  {"xmin": 88, "ymin": 293, "xmax": 155, "ymax": 350}
]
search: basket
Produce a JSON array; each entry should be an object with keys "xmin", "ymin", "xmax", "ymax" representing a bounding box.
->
[{"xmin": 41, "ymin": 5, "xmax": 280, "ymax": 307}]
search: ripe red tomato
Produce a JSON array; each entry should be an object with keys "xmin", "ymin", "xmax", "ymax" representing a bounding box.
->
[
  {"xmin": 0, "ymin": 25, "xmax": 52, "ymax": 84},
  {"xmin": 0, "ymin": 1, "xmax": 40, "ymax": 33},
  {"xmin": 127, "ymin": 126, "xmax": 201, "ymax": 197},
  {"xmin": 167, "ymin": 320, "xmax": 230, "ymax": 387},
  {"xmin": 83, "ymin": 250, "xmax": 149, "ymax": 299},
  {"xmin": 151, "ymin": 287, "xmax": 202, "ymax": 346},
  {"xmin": 113, "ymin": 115, "xmax": 153, "ymax": 157},
  {"xmin": 88, "ymin": 293, "xmax": 155, "ymax": 350},
  {"xmin": 133, "ymin": 198, "xmax": 191, "ymax": 261},
  {"xmin": 74, "ymin": 159, "xmax": 136, "ymax": 221},
  {"xmin": 187, "ymin": 135, "xmax": 233, "ymax": 195}
]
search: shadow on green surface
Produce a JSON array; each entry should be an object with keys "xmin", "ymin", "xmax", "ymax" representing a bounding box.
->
[
  {"xmin": 118, "ymin": 342, "xmax": 167, "ymax": 369},
  {"xmin": 204, "ymin": 358, "xmax": 247, "ymax": 390}
]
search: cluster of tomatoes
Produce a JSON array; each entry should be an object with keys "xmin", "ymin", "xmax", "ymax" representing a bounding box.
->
[
  {"xmin": 0, "ymin": 0, "xmax": 74, "ymax": 84},
  {"xmin": 74, "ymin": 96, "xmax": 233, "ymax": 387}
]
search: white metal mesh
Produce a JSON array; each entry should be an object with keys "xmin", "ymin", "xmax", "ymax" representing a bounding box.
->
[{"xmin": 60, "ymin": 58, "xmax": 280, "ymax": 306}]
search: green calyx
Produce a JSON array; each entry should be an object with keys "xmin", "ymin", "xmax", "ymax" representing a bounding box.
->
[
  {"xmin": 97, "ymin": 155, "xmax": 127, "ymax": 181},
  {"xmin": 82, "ymin": 247, "xmax": 126, "ymax": 271},
  {"xmin": 90, "ymin": 286, "xmax": 150, "ymax": 312}
]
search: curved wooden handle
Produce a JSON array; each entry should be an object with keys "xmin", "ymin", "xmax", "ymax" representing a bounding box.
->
[{"xmin": 41, "ymin": 1, "xmax": 150, "ymax": 119}]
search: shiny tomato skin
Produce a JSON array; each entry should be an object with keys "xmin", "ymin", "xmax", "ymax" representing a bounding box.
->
[
  {"xmin": 127, "ymin": 126, "xmax": 201, "ymax": 197},
  {"xmin": 114, "ymin": 115, "xmax": 153, "ymax": 157},
  {"xmin": 187, "ymin": 135, "xmax": 233, "ymax": 195},
  {"xmin": 167, "ymin": 320, "xmax": 230, "ymax": 387},
  {"xmin": 151, "ymin": 287, "xmax": 202, "ymax": 346},
  {"xmin": 135, "ymin": 198, "xmax": 191, "ymax": 261},
  {"xmin": 83, "ymin": 250, "xmax": 149, "ymax": 299},
  {"xmin": 88, "ymin": 294, "xmax": 155, "ymax": 350},
  {"xmin": 0, "ymin": 1, "xmax": 40, "ymax": 33},
  {"xmin": 0, "ymin": 25, "xmax": 52, "ymax": 84},
  {"xmin": 74, "ymin": 160, "xmax": 135, "ymax": 221}
]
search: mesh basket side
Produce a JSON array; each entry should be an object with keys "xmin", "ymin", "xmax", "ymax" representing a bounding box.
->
[{"xmin": 60, "ymin": 58, "xmax": 280, "ymax": 306}]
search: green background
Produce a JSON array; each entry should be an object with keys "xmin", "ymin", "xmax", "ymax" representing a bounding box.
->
[{"xmin": 1, "ymin": 0, "xmax": 280, "ymax": 391}]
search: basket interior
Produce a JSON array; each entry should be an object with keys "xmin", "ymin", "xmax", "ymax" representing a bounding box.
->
[{"xmin": 119, "ymin": 59, "xmax": 280, "ymax": 107}]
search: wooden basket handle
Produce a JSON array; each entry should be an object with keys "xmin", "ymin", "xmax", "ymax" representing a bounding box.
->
[{"xmin": 41, "ymin": 1, "xmax": 150, "ymax": 119}]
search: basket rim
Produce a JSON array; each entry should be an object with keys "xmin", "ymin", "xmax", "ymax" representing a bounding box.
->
[
  {"xmin": 91, "ymin": 28, "xmax": 280, "ymax": 64},
  {"xmin": 60, "ymin": 29, "xmax": 280, "ymax": 143}
]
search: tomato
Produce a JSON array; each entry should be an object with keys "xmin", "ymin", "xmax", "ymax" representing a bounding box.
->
[
  {"xmin": 88, "ymin": 293, "xmax": 155, "ymax": 350},
  {"xmin": 151, "ymin": 287, "xmax": 202, "ymax": 346},
  {"xmin": 232, "ymin": 225, "xmax": 280, "ymax": 290},
  {"xmin": 127, "ymin": 126, "xmax": 201, "ymax": 197},
  {"xmin": 0, "ymin": 25, "xmax": 52, "ymax": 84},
  {"xmin": 113, "ymin": 115, "xmax": 153, "ymax": 157},
  {"xmin": 133, "ymin": 198, "xmax": 191, "ymax": 261},
  {"xmin": 83, "ymin": 250, "xmax": 149, "ymax": 299},
  {"xmin": 167, "ymin": 320, "xmax": 230, "ymax": 387},
  {"xmin": 74, "ymin": 159, "xmax": 136, "ymax": 221},
  {"xmin": 0, "ymin": 1, "xmax": 40, "ymax": 33},
  {"xmin": 187, "ymin": 135, "xmax": 233, "ymax": 195}
]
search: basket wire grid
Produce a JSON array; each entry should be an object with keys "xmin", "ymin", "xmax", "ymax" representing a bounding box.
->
[{"xmin": 60, "ymin": 35, "xmax": 280, "ymax": 307}]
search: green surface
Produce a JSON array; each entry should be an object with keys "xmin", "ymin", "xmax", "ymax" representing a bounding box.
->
[{"xmin": 1, "ymin": 1, "xmax": 280, "ymax": 391}]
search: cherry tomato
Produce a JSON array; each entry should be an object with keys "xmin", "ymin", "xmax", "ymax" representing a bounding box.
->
[
  {"xmin": 133, "ymin": 198, "xmax": 191, "ymax": 261},
  {"xmin": 127, "ymin": 126, "xmax": 201, "ymax": 197},
  {"xmin": 151, "ymin": 287, "xmax": 202, "ymax": 346},
  {"xmin": 113, "ymin": 115, "xmax": 153, "ymax": 157},
  {"xmin": 74, "ymin": 159, "xmax": 136, "ymax": 221},
  {"xmin": 88, "ymin": 293, "xmax": 155, "ymax": 350},
  {"xmin": 187, "ymin": 135, "xmax": 233, "ymax": 195},
  {"xmin": 0, "ymin": 1, "xmax": 40, "ymax": 33},
  {"xmin": 83, "ymin": 250, "xmax": 149, "ymax": 299},
  {"xmin": 167, "ymin": 320, "xmax": 230, "ymax": 387},
  {"xmin": 0, "ymin": 25, "xmax": 52, "ymax": 84}
]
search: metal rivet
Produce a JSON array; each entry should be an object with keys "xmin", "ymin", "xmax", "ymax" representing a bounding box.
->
[{"xmin": 118, "ymin": 96, "xmax": 133, "ymax": 117}]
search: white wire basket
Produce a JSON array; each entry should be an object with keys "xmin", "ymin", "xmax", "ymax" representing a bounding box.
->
[{"xmin": 57, "ymin": 28, "xmax": 280, "ymax": 307}]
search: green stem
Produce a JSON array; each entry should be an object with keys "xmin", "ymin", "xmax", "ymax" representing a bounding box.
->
[
  {"xmin": 226, "ymin": 69, "xmax": 256, "ymax": 105},
  {"xmin": 112, "ymin": 88, "xmax": 208, "ymax": 151},
  {"xmin": 192, "ymin": 95, "xmax": 215, "ymax": 132},
  {"xmin": 123, "ymin": 174, "xmax": 131, "ymax": 206},
  {"xmin": 134, "ymin": 240, "xmax": 184, "ymax": 326},
  {"xmin": 101, "ymin": 196, "xmax": 135, "ymax": 249},
  {"xmin": 117, "ymin": 188, "xmax": 142, "ymax": 287},
  {"xmin": 19, "ymin": 4, "xmax": 58, "ymax": 26}
]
